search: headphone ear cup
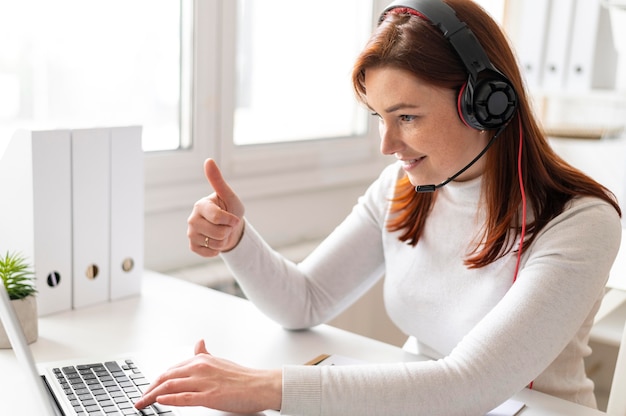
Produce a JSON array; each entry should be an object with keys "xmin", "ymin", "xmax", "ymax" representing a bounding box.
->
[
  {"xmin": 458, "ymin": 76, "xmax": 517, "ymax": 130},
  {"xmin": 456, "ymin": 82, "xmax": 475, "ymax": 129}
]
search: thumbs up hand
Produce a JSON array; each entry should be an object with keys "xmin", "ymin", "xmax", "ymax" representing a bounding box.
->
[{"xmin": 187, "ymin": 159, "xmax": 245, "ymax": 257}]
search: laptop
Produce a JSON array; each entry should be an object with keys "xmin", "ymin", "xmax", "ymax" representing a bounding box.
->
[{"xmin": 0, "ymin": 283, "xmax": 179, "ymax": 416}]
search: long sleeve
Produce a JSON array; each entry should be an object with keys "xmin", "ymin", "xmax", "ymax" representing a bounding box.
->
[
  {"xmin": 219, "ymin": 164, "xmax": 398, "ymax": 329},
  {"xmin": 280, "ymin": 195, "xmax": 622, "ymax": 415},
  {"xmin": 222, "ymin": 162, "xmax": 623, "ymax": 415}
]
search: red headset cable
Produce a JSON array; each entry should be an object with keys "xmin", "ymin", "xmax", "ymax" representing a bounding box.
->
[
  {"xmin": 513, "ymin": 115, "xmax": 526, "ymax": 284},
  {"xmin": 511, "ymin": 115, "xmax": 532, "ymax": 390}
]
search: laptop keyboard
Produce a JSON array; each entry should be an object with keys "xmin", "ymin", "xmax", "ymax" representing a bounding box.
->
[{"xmin": 52, "ymin": 359, "xmax": 175, "ymax": 415}]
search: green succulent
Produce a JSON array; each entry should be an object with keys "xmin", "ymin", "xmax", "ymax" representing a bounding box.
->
[{"xmin": 0, "ymin": 251, "xmax": 36, "ymax": 300}]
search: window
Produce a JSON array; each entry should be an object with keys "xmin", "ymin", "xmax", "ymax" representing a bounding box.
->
[
  {"xmin": 233, "ymin": 0, "xmax": 371, "ymax": 146},
  {"xmin": 216, "ymin": 0, "xmax": 384, "ymax": 188},
  {"xmin": 0, "ymin": 0, "xmax": 190, "ymax": 153},
  {"xmin": 0, "ymin": 1, "xmax": 386, "ymax": 212}
]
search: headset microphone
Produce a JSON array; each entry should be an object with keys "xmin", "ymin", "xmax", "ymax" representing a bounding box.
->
[{"xmin": 414, "ymin": 126, "xmax": 504, "ymax": 193}]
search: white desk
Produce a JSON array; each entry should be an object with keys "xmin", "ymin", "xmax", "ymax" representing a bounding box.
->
[{"xmin": 0, "ymin": 271, "xmax": 608, "ymax": 415}]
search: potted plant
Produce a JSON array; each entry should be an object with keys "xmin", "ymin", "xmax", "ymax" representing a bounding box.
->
[{"xmin": 0, "ymin": 251, "xmax": 38, "ymax": 348}]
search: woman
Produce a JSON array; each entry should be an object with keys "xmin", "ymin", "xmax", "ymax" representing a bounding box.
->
[{"xmin": 136, "ymin": 0, "xmax": 623, "ymax": 414}]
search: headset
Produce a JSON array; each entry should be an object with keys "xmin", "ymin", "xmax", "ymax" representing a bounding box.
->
[{"xmin": 379, "ymin": 0, "xmax": 518, "ymax": 131}]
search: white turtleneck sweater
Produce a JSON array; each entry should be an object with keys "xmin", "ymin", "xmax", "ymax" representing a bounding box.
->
[{"xmin": 220, "ymin": 162, "xmax": 622, "ymax": 416}]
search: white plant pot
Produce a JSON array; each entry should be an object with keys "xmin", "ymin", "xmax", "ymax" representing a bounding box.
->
[{"xmin": 0, "ymin": 295, "xmax": 38, "ymax": 349}]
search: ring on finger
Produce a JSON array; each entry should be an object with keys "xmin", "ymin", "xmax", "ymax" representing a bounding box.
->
[{"xmin": 203, "ymin": 236, "xmax": 209, "ymax": 248}]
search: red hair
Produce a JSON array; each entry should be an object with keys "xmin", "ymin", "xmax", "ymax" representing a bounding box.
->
[{"xmin": 352, "ymin": 0, "xmax": 621, "ymax": 267}]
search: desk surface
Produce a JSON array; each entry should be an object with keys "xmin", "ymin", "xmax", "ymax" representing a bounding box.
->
[{"xmin": 0, "ymin": 270, "xmax": 608, "ymax": 415}]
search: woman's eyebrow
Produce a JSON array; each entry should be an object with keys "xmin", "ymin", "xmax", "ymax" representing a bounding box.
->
[{"xmin": 384, "ymin": 102, "xmax": 420, "ymax": 113}]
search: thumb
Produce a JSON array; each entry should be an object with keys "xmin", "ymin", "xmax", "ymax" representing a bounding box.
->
[
  {"xmin": 204, "ymin": 158, "xmax": 238, "ymax": 210},
  {"xmin": 194, "ymin": 339, "xmax": 210, "ymax": 355}
]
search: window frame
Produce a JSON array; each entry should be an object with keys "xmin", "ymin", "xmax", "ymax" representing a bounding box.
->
[
  {"xmin": 144, "ymin": 0, "xmax": 388, "ymax": 214},
  {"xmin": 143, "ymin": 0, "xmax": 218, "ymax": 212}
]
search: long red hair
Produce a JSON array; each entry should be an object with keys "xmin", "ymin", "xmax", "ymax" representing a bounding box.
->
[{"xmin": 352, "ymin": 0, "xmax": 621, "ymax": 268}]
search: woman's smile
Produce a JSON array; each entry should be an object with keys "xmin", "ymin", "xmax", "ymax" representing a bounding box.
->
[{"xmin": 399, "ymin": 157, "xmax": 426, "ymax": 172}]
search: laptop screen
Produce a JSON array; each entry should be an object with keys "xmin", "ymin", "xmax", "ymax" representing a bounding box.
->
[{"xmin": 0, "ymin": 284, "xmax": 60, "ymax": 416}]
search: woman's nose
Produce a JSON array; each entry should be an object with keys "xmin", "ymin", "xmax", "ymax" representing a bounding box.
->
[{"xmin": 379, "ymin": 124, "xmax": 401, "ymax": 156}]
